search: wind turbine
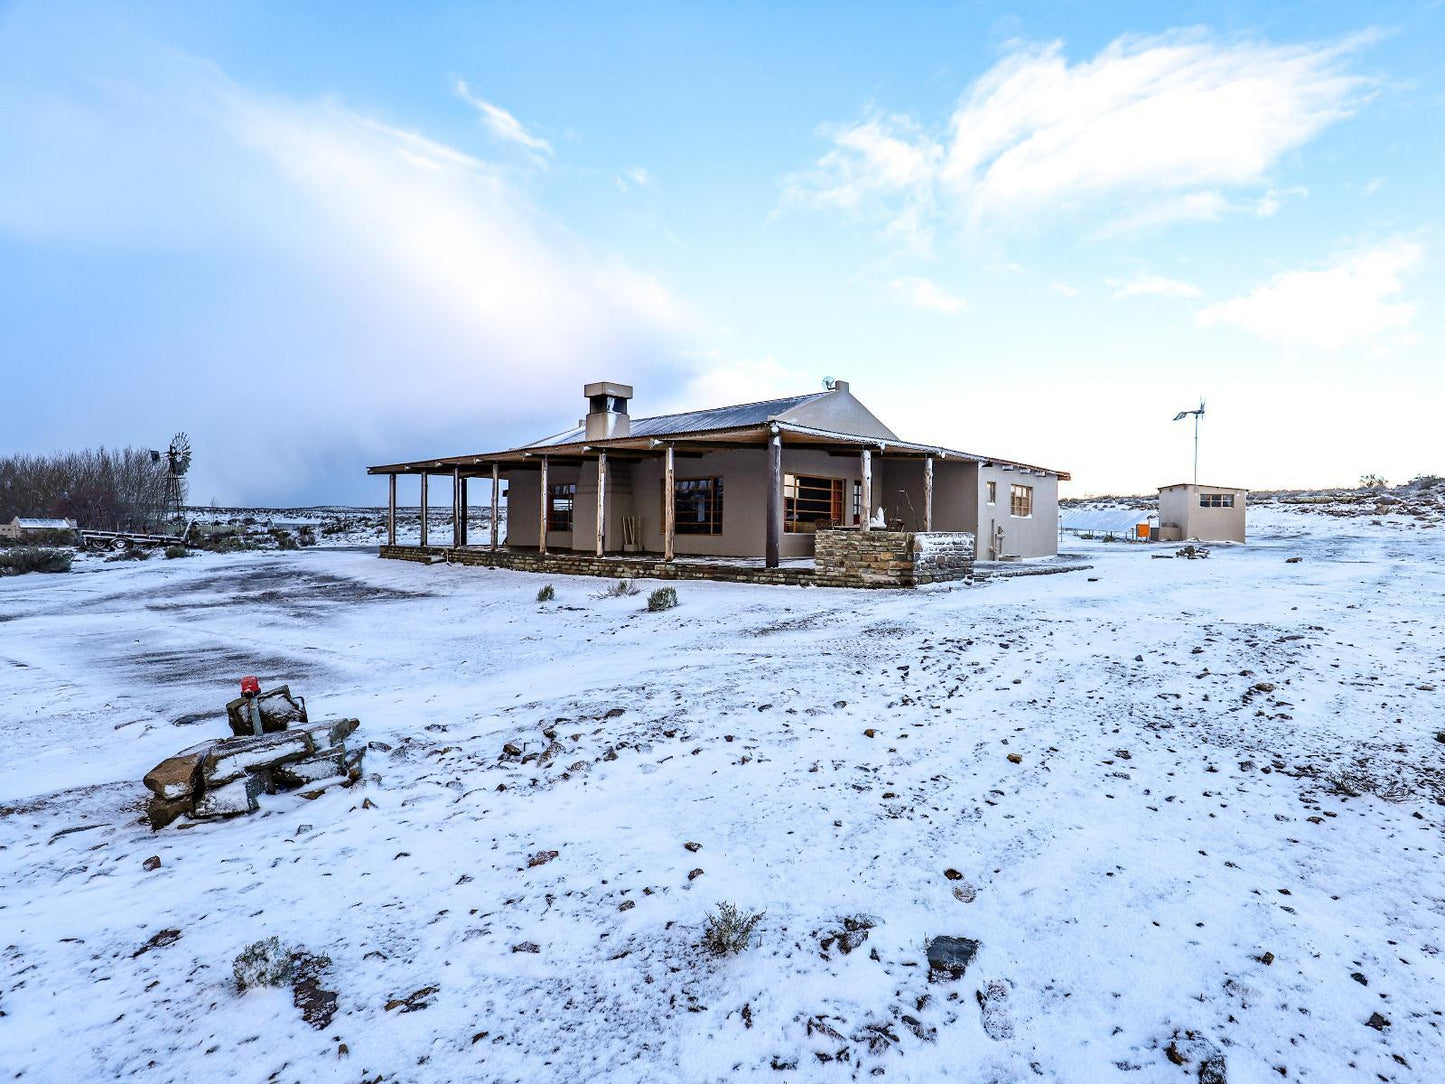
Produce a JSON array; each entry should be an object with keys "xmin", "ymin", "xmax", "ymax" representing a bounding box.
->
[{"xmin": 1172, "ymin": 399, "xmax": 1205, "ymax": 485}]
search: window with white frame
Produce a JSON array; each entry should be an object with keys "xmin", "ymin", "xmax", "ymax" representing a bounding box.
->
[
  {"xmin": 1009, "ymin": 484, "xmax": 1033, "ymax": 518},
  {"xmin": 1199, "ymin": 492, "xmax": 1234, "ymax": 508}
]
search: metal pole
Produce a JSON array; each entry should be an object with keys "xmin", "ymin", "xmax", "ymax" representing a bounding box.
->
[{"xmin": 1193, "ymin": 412, "xmax": 1199, "ymax": 485}]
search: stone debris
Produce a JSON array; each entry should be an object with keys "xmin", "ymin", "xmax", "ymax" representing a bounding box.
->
[
  {"xmin": 142, "ymin": 681, "xmax": 363, "ymax": 828},
  {"xmin": 926, "ymin": 935, "xmax": 979, "ymax": 979}
]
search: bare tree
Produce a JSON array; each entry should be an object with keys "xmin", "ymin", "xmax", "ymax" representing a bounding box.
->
[{"xmin": 0, "ymin": 447, "xmax": 170, "ymax": 530}]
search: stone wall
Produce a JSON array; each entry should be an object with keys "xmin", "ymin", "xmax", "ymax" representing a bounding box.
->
[
  {"xmin": 380, "ymin": 529, "xmax": 974, "ymax": 589},
  {"xmin": 814, "ymin": 530, "xmax": 974, "ymax": 587}
]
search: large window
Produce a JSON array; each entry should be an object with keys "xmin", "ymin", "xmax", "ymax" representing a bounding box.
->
[
  {"xmin": 784, "ymin": 474, "xmax": 852, "ymax": 533},
  {"xmin": 986, "ymin": 480, "xmax": 997, "ymax": 505},
  {"xmin": 673, "ymin": 477, "xmax": 724, "ymax": 535},
  {"xmin": 1009, "ymin": 484, "xmax": 1033, "ymax": 518},
  {"xmin": 547, "ymin": 482, "xmax": 576, "ymax": 532},
  {"xmin": 1199, "ymin": 492, "xmax": 1234, "ymax": 508}
]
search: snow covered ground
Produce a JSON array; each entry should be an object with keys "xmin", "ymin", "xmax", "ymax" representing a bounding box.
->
[{"xmin": 2, "ymin": 509, "xmax": 1443, "ymax": 1083}]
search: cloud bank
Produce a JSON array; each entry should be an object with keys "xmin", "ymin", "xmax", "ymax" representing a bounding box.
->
[{"xmin": 0, "ymin": 15, "xmax": 702, "ymax": 503}]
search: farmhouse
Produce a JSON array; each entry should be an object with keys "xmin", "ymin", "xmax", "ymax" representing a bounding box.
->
[
  {"xmin": 368, "ymin": 381, "xmax": 1068, "ymax": 586},
  {"xmin": 0, "ymin": 517, "xmax": 77, "ymax": 540}
]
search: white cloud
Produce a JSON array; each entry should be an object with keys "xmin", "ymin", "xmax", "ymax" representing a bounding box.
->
[
  {"xmin": 1050, "ymin": 281, "xmax": 1080, "ymax": 297},
  {"xmin": 788, "ymin": 29, "xmax": 1367, "ymax": 242},
  {"xmin": 1198, "ymin": 240, "xmax": 1422, "ymax": 349},
  {"xmin": 1108, "ymin": 274, "xmax": 1202, "ymax": 299},
  {"xmin": 454, "ymin": 79, "xmax": 552, "ymax": 157},
  {"xmin": 889, "ymin": 276, "xmax": 968, "ymax": 315},
  {"xmin": 0, "ymin": 23, "xmax": 703, "ymax": 501}
]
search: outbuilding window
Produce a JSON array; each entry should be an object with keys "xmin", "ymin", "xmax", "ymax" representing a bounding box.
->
[
  {"xmin": 1199, "ymin": 492, "xmax": 1234, "ymax": 508},
  {"xmin": 547, "ymin": 483, "xmax": 576, "ymax": 532},
  {"xmin": 1010, "ymin": 484, "xmax": 1033, "ymax": 518},
  {"xmin": 986, "ymin": 481, "xmax": 997, "ymax": 505},
  {"xmin": 674, "ymin": 477, "xmax": 724, "ymax": 535}
]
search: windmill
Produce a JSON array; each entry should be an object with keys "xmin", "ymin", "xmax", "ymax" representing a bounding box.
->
[
  {"xmin": 161, "ymin": 432, "xmax": 191, "ymax": 524},
  {"xmin": 1172, "ymin": 399, "xmax": 1205, "ymax": 485}
]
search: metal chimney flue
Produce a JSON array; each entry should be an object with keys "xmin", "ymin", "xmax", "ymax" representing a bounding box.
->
[{"xmin": 584, "ymin": 381, "xmax": 633, "ymax": 440}]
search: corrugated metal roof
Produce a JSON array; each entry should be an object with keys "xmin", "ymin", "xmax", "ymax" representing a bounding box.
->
[
  {"xmin": 15, "ymin": 517, "xmax": 74, "ymax": 528},
  {"xmin": 526, "ymin": 392, "xmax": 829, "ymax": 447},
  {"xmin": 1059, "ymin": 508, "xmax": 1152, "ymax": 533}
]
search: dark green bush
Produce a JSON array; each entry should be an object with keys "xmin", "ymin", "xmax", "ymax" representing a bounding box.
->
[
  {"xmin": 164, "ymin": 545, "xmax": 190, "ymax": 559},
  {"xmin": 537, "ymin": 584, "xmax": 555, "ymax": 602},
  {"xmin": 0, "ymin": 546, "xmax": 72, "ymax": 574},
  {"xmin": 647, "ymin": 586, "xmax": 678, "ymax": 612}
]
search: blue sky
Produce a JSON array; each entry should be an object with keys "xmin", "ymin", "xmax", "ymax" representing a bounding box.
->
[{"xmin": 1, "ymin": 1, "xmax": 1440, "ymax": 504}]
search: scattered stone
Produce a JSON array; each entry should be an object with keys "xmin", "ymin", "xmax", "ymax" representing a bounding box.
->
[
  {"xmin": 943, "ymin": 868, "xmax": 963, "ymax": 880},
  {"xmin": 527, "ymin": 849, "xmax": 559, "ymax": 868},
  {"xmin": 1366, "ymin": 1012, "xmax": 1390, "ymax": 1030},
  {"xmin": 952, "ymin": 883, "xmax": 978, "ymax": 903},
  {"xmin": 926, "ymin": 935, "xmax": 979, "ymax": 978},
  {"xmin": 503, "ymin": 742, "xmax": 522, "ymax": 757},
  {"xmin": 619, "ymin": 900, "xmax": 635, "ymax": 912},
  {"xmin": 146, "ymin": 796, "xmax": 192, "ymax": 831},
  {"xmin": 1006, "ymin": 753, "xmax": 1022, "ymax": 764},
  {"xmin": 864, "ymin": 728, "xmax": 877, "ymax": 738},
  {"xmin": 385, "ymin": 985, "xmax": 440, "ymax": 1012},
  {"xmin": 193, "ymin": 774, "xmax": 263, "ymax": 819},
  {"xmin": 1351, "ymin": 971, "xmax": 1368, "ymax": 986},
  {"xmin": 142, "ymin": 752, "xmax": 206, "ymax": 801},
  {"xmin": 1285, "ymin": 556, "xmax": 1302, "ymax": 563},
  {"xmin": 976, "ymin": 979, "xmax": 1013, "ymax": 1040},
  {"xmin": 511, "ymin": 942, "xmax": 540, "ymax": 954},
  {"xmin": 684, "ymin": 841, "xmax": 702, "ymax": 852},
  {"xmin": 142, "ymin": 855, "xmax": 161, "ymax": 872},
  {"xmin": 292, "ymin": 953, "xmax": 338, "ymax": 1030},
  {"xmin": 688, "ymin": 868, "xmax": 704, "ymax": 881},
  {"xmin": 133, "ymin": 928, "xmax": 181, "ymax": 958}
]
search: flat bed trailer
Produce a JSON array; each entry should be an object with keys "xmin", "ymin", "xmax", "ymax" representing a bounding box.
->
[{"xmin": 80, "ymin": 523, "xmax": 192, "ymax": 551}]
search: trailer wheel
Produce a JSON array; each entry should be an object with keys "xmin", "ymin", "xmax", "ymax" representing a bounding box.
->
[{"xmin": 110, "ymin": 537, "xmax": 131, "ymax": 552}]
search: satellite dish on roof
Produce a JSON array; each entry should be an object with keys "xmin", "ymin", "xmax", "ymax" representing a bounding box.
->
[{"xmin": 822, "ymin": 376, "xmax": 837, "ymax": 391}]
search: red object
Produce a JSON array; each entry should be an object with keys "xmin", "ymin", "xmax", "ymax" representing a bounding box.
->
[{"xmin": 240, "ymin": 675, "xmax": 260, "ymax": 697}]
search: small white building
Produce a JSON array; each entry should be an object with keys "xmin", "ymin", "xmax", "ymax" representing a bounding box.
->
[
  {"xmin": 0, "ymin": 517, "xmax": 78, "ymax": 540},
  {"xmin": 1156, "ymin": 483, "xmax": 1247, "ymax": 543}
]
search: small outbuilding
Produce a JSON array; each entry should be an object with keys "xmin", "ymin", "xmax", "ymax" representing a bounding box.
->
[
  {"xmin": 1156, "ymin": 483, "xmax": 1247, "ymax": 543},
  {"xmin": 0, "ymin": 517, "xmax": 78, "ymax": 540}
]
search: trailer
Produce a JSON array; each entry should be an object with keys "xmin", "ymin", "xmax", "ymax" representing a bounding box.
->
[{"xmin": 80, "ymin": 520, "xmax": 194, "ymax": 551}]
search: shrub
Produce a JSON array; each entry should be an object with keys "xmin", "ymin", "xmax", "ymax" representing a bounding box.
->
[
  {"xmin": 536, "ymin": 584, "xmax": 555, "ymax": 602},
  {"xmin": 232, "ymin": 937, "xmax": 330, "ymax": 993},
  {"xmin": 597, "ymin": 578, "xmax": 640, "ymax": 598},
  {"xmin": 106, "ymin": 546, "xmax": 149, "ymax": 562},
  {"xmin": 297, "ymin": 526, "xmax": 317, "ymax": 547},
  {"xmin": 702, "ymin": 901, "xmax": 764, "ymax": 957},
  {"xmin": 1359, "ymin": 473, "xmax": 1388, "ymax": 489},
  {"xmin": 164, "ymin": 545, "xmax": 190, "ymax": 559},
  {"xmin": 0, "ymin": 546, "xmax": 72, "ymax": 574},
  {"xmin": 646, "ymin": 586, "xmax": 678, "ymax": 612}
]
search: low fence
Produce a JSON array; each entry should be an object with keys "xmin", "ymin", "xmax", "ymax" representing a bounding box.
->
[{"xmin": 379, "ymin": 529, "xmax": 974, "ymax": 589}]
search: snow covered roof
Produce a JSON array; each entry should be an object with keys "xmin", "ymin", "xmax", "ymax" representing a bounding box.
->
[
  {"xmin": 13, "ymin": 518, "xmax": 75, "ymax": 529},
  {"xmin": 527, "ymin": 392, "xmax": 832, "ymax": 448}
]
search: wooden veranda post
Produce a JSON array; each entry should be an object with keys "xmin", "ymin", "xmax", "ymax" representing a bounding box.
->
[
  {"xmin": 923, "ymin": 456, "xmax": 934, "ymax": 532},
  {"xmin": 490, "ymin": 464, "xmax": 500, "ymax": 551},
  {"xmin": 386, "ymin": 473, "xmax": 396, "ymax": 547},
  {"xmin": 595, "ymin": 451, "xmax": 607, "ymax": 557},
  {"xmin": 860, "ymin": 449, "xmax": 872, "ymax": 533},
  {"xmin": 765, "ymin": 432, "xmax": 781, "ymax": 568},
  {"xmin": 419, "ymin": 473, "xmax": 429, "ymax": 548},
  {"xmin": 538, "ymin": 456, "xmax": 549, "ymax": 555},
  {"xmin": 459, "ymin": 473, "xmax": 469, "ymax": 547},
  {"xmin": 663, "ymin": 445, "xmax": 675, "ymax": 561},
  {"xmin": 452, "ymin": 467, "xmax": 461, "ymax": 548}
]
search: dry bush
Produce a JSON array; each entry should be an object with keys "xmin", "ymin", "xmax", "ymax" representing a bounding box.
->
[{"xmin": 702, "ymin": 901, "xmax": 764, "ymax": 957}]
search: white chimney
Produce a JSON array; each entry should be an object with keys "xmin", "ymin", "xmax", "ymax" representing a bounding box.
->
[{"xmin": 584, "ymin": 381, "xmax": 633, "ymax": 439}]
